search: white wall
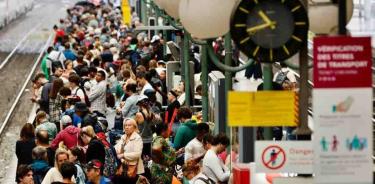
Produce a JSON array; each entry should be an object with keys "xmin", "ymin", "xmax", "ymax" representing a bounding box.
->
[{"xmin": 0, "ymin": 0, "xmax": 34, "ymax": 28}]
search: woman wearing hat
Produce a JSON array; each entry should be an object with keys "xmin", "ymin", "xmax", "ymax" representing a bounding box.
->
[{"xmin": 115, "ymin": 118, "xmax": 144, "ymax": 183}]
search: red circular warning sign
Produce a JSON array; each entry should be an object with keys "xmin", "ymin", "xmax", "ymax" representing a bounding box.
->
[{"xmin": 261, "ymin": 145, "xmax": 286, "ymax": 170}]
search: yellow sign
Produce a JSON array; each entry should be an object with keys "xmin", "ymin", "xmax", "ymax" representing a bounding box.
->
[
  {"xmin": 228, "ymin": 91, "xmax": 298, "ymax": 127},
  {"xmin": 122, "ymin": 0, "xmax": 132, "ymax": 26}
]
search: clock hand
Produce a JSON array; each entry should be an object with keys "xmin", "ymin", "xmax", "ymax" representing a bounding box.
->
[
  {"xmin": 258, "ymin": 10, "xmax": 276, "ymax": 30},
  {"xmin": 246, "ymin": 21, "xmax": 276, "ymax": 33}
]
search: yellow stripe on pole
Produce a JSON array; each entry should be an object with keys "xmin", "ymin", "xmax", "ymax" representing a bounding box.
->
[{"xmin": 122, "ymin": 0, "xmax": 132, "ymax": 26}]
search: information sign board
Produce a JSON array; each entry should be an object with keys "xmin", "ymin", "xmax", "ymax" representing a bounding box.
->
[
  {"xmin": 228, "ymin": 91, "xmax": 298, "ymax": 127},
  {"xmin": 313, "ymin": 36, "xmax": 373, "ymax": 184}
]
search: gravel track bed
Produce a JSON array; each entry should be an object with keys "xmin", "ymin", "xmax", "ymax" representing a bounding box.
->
[{"xmin": 0, "ymin": 53, "xmax": 38, "ymax": 183}]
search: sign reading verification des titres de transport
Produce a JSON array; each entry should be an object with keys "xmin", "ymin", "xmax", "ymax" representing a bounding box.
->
[{"xmin": 313, "ymin": 36, "xmax": 373, "ymax": 184}]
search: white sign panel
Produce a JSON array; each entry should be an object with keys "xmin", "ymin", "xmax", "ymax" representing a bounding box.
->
[
  {"xmin": 255, "ymin": 141, "xmax": 313, "ymax": 173},
  {"xmin": 313, "ymin": 88, "xmax": 373, "ymax": 184}
]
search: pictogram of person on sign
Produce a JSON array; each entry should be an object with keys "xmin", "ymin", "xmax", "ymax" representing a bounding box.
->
[
  {"xmin": 332, "ymin": 135, "xmax": 339, "ymax": 152},
  {"xmin": 270, "ymin": 149, "xmax": 277, "ymax": 166}
]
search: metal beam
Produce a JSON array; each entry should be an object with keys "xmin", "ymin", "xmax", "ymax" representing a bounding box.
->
[
  {"xmin": 183, "ymin": 30, "xmax": 191, "ymax": 107},
  {"xmin": 294, "ymin": 0, "xmax": 312, "ymax": 139},
  {"xmin": 262, "ymin": 63, "xmax": 274, "ymax": 140},
  {"xmin": 201, "ymin": 44, "xmax": 209, "ymax": 123},
  {"xmin": 134, "ymin": 25, "xmax": 178, "ymax": 31},
  {"xmin": 140, "ymin": 0, "xmax": 148, "ymax": 26}
]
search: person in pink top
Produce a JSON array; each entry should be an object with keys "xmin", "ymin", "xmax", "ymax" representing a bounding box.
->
[{"xmin": 51, "ymin": 115, "xmax": 80, "ymax": 150}]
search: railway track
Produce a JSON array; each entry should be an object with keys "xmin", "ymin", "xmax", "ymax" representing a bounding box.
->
[
  {"xmin": 0, "ymin": 32, "xmax": 52, "ymax": 139},
  {"xmin": 0, "ymin": 30, "xmax": 52, "ymax": 183}
]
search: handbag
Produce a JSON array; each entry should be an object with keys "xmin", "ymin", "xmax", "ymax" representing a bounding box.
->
[
  {"xmin": 116, "ymin": 161, "xmax": 138, "ymax": 179},
  {"xmin": 124, "ymin": 162, "xmax": 138, "ymax": 178}
]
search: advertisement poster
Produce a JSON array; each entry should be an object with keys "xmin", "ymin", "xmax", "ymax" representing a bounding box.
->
[{"xmin": 313, "ymin": 36, "xmax": 373, "ymax": 184}]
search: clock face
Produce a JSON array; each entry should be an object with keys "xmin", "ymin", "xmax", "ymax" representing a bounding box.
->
[{"xmin": 231, "ymin": 0, "xmax": 309, "ymax": 63}]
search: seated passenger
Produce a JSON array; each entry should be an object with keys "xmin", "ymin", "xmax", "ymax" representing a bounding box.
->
[{"xmin": 202, "ymin": 133, "xmax": 230, "ymax": 183}]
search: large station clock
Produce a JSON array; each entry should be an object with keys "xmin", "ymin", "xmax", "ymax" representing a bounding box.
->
[{"xmin": 231, "ymin": 0, "xmax": 309, "ymax": 63}]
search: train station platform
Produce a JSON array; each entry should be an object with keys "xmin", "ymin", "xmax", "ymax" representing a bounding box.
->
[{"xmin": 1, "ymin": 0, "xmax": 375, "ymax": 184}]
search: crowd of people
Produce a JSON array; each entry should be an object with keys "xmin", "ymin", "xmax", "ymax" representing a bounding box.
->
[{"xmin": 15, "ymin": 1, "xmax": 235, "ymax": 184}]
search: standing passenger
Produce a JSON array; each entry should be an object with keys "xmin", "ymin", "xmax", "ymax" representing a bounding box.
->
[
  {"xmin": 80, "ymin": 126, "xmax": 106, "ymax": 166},
  {"xmin": 35, "ymin": 111, "xmax": 57, "ymax": 143},
  {"xmin": 16, "ymin": 165, "xmax": 34, "ymax": 184},
  {"xmin": 42, "ymin": 149, "xmax": 75, "ymax": 184},
  {"xmin": 151, "ymin": 122, "xmax": 177, "ymax": 184},
  {"xmin": 30, "ymin": 146, "xmax": 50, "ymax": 184},
  {"xmin": 89, "ymin": 70, "xmax": 107, "ymax": 117},
  {"xmin": 115, "ymin": 118, "xmax": 144, "ymax": 183},
  {"xmin": 16, "ymin": 123, "xmax": 36, "ymax": 167}
]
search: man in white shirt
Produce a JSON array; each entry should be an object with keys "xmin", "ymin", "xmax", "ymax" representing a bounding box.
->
[
  {"xmin": 184, "ymin": 123, "xmax": 210, "ymax": 162},
  {"xmin": 89, "ymin": 70, "xmax": 107, "ymax": 116},
  {"xmin": 42, "ymin": 150, "xmax": 75, "ymax": 184},
  {"xmin": 136, "ymin": 71, "xmax": 154, "ymax": 95}
]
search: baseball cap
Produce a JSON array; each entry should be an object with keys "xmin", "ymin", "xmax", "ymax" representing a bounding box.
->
[
  {"xmin": 157, "ymin": 60, "xmax": 166, "ymax": 65},
  {"xmin": 74, "ymin": 102, "xmax": 89, "ymax": 112},
  {"xmin": 151, "ymin": 35, "xmax": 161, "ymax": 43},
  {"xmin": 60, "ymin": 115, "xmax": 72, "ymax": 126},
  {"xmin": 87, "ymin": 160, "xmax": 102, "ymax": 170},
  {"xmin": 136, "ymin": 95, "xmax": 149, "ymax": 105}
]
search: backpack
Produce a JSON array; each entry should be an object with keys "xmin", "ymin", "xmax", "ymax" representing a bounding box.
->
[
  {"xmin": 275, "ymin": 70, "xmax": 289, "ymax": 85},
  {"xmin": 82, "ymin": 113, "xmax": 99, "ymax": 130},
  {"xmin": 121, "ymin": 50, "xmax": 140, "ymax": 68},
  {"xmin": 74, "ymin": 87, "xmax": 91, "ymax": 107},
  {"xmin": 100, "ymin": 138, "xmax": 119, "ymax": 177},
  {"xmin": 79, "ymin": 78, "xmax": 91, "ymax": 92},
  {"xmin": 47, "ymin": 52, "xmax": 63, "ymax": 74},
  {"xmin": 196, "ymin": 177, "xmax": 215, "ymax": 184},
  {"xmin": 74, "ymin": 163, "xmax": 87, "ymax": 184}
]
